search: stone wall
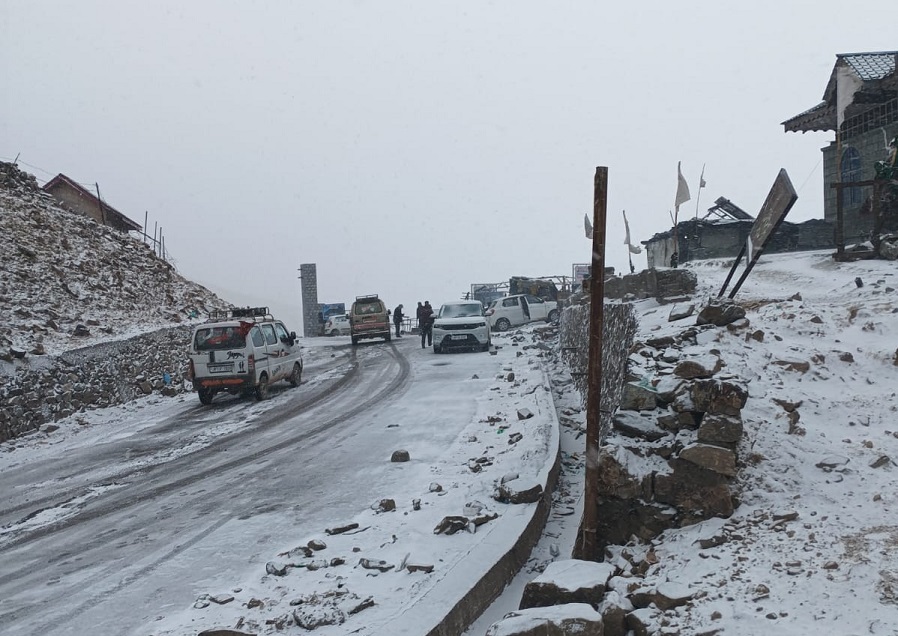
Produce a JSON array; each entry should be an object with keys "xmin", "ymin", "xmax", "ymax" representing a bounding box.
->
[
  {"xmin": 0, "ymin": 326, "xmax": 192, "ymax": 443},
  {"xmin": 603, "ymin": 268, "xmax": 697, "ymax": 301},
  {"xmin": 582, "ymin": 300, "xmax": 751, "ymax": 560}
]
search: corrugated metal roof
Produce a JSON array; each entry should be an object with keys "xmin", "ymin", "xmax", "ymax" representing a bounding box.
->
[
  {"xmin": 840, "ymin": 51, "xmax": 897, "ymax": 81},
  {"xmin": 784, "ymin": 51, "xmax": 897, "ymax": 133}
]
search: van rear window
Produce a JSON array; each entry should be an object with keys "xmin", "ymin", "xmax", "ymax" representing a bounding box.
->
[
  {"xmin": 354, "ymin": 301, "xmax": 384, "ymax": 315},
  {"xmin": 194, "ymin": 327, "xmax": 245, "ymax": 351}
]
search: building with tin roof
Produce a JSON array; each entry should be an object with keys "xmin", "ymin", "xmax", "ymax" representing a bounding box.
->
[{"xmin": 783, "ymin": 52, "xmax": 897, "ymax": 245}]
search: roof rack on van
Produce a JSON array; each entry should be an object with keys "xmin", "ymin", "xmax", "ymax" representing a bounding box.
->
[
  {"xmin": 208, "ymin": 306, "xmax": 274, "ymax": 323},
  {"xmin": 355, "ymin": 294, "xmax": 380, "ymax": 301}
]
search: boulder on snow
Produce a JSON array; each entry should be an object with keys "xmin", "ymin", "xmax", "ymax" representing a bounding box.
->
[{"xmin": 519, "ymin": 559, "xmax": 616, "ymax": 609}]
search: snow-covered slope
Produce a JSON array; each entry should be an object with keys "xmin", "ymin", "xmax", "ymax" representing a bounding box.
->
[
  {"xmin": 611, "ymin": 251, "xmax": 898, "ymax": 634},
  {"xmin": 0, "ymin": 162, "xmax": 230, "ymax": 361}
]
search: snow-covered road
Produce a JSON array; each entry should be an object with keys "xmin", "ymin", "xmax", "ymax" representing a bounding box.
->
[{"xmin": 0, "ymin": 336, "xmax": 512, "ymax": 636}]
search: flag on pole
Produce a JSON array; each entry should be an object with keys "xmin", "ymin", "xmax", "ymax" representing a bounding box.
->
[
  {"xmin": 584, "ymin": 213, "xmax": 593, "ymax": 239},
  {"xmin": 699, "ymin": 165, "xmax": 707, "ymax": 189},
  {"xmin": 623, "ymin": 210, "xmax": 642, "ymax": 254},
  {"xmin": 675, "ymin": 161, "xmax": 691, "ymax": 209}
]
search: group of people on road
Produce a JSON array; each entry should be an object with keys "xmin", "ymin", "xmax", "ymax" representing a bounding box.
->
[{"xmin": 392, "ymin": 300, "xmax": 435, "ymax": 348}]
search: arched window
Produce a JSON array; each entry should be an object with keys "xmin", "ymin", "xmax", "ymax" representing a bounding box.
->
[{"xmin": 840, "ymin": 147, "xmax": 862, "ymax": 206}]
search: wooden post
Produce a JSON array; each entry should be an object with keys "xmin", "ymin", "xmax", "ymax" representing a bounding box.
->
[
  {"xmin": 95, "ymin": 183, "xmax": 107, "ymax": 226},
  {"xmin": 829, "ymin": 179, "xmax": 879, "ymax": 261},
  {"xmin": 579, "ymin": 166, "xmax": 607, "ymax": 561},
  {"xmin": 835, "ymin": 128, "xmax": 845, "ymax": 260}
]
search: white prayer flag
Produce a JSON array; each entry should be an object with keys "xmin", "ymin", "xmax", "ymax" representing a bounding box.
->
[
  {"xmin": 623, "ymin": 210, "xmax": 642, "ymax": 254},
  {"xmin": 675, "ymin": 161, "xmax": 691, "ymax": 209},
  {"xmin": 584, "ymin": 213, "xmax": 593, "ymax": 239}
]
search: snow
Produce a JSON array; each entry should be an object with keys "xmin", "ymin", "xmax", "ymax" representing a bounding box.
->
[{"xmin": 3, "ymin": 245, "xmax": 898, "ymax": 635}]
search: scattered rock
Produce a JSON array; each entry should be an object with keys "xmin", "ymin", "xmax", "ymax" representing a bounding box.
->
[
  {"xmin": 265, "ymin": 562, "xmax": 288, "ymax": 576},
  {"xmin": 433, "ymin": 516, "xmax": 472, "ymax": 535},
  {"xmin": 391, "ymin": 449, "xmax": 410, "ymax": 462},
  {"xmin": 493, "ymin": 482, "xmax": 543, "ymax": 505},
  {"xmin": 359, "ymin": 558, "xmax": 394, "ymax": 572},
  {"xmin": 326, "ymin": 523, "xmax": 359, "ymax": 535}
]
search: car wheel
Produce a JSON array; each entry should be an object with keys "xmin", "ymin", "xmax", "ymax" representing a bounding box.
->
[
  {"xmin": 480, "ymin": 341, "xmax": 490, "ymax": 352},
  {"xmin": 351, "ymin": 336, "xmax": 359, "ymax": 346},
  {"xmin": 197, "ymin": 387, "xmax": 214, "ymax": 405},
  {"xmin": 433, "ymin": 345, "xmax": 442, "ymax": 353},
  {"xmin": 495, "ymin": 318, "xmax": 511, "ymax": 331},
  {"xmin": 548, "ymin": 308, "xmax": 560, "ymax": 323},
  {"xmin": 255, "ymin": 373, "xmax": 270, "ymax": 401},
  {"xmin": 289, "ymin": 362, "xmax": 302, "ymax": 387},
  {"xmin": 329, "ymin": 329, "xmax": 339, "ymax": 336},
  {"xmin": 385, "ymin": 333, "xmax": 391, "ymax": 342}
]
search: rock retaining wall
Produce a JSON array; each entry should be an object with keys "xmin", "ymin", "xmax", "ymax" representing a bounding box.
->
[
  {"xmin": 587, "ymin": 301, "xmax": 750, "ymax": 559},
  {"xmin": 0, "ymin": 326, "xmax": 192, "ymax": 443}
]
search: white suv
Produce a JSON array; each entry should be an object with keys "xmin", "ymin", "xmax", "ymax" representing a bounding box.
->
[
  {"xmin": 432, "ymin": 301, "xmax": 491, "ymax": 353},
  {"xmin": 485, "ymin": 294, "xmax": 560, "ymax": 331},
  {"xmin": 187, "ymin": 307, "xmax": 303, "ymax": 405}
]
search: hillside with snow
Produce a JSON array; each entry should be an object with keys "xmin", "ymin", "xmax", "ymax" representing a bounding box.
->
[
  {"xmin": 0, "ymin": 162, "xmax": 230, "ymax": 362},
  {"xmin": 593, "ymin": 251, "xmax": 898, "ymax": 635}
]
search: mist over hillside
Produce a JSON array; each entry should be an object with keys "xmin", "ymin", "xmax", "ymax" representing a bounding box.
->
[{"xmin": 0, "ymin": 162, "xmax": 232, "ymax": 362}]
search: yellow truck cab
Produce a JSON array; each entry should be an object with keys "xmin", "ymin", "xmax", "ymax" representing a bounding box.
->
[
  {"xmin": 187, "ymin": 307, "xmax": 302, "ymax": 404},
  {"xmin": 349, "ymin": 295, "xmax": 391, "ymax": 345}
]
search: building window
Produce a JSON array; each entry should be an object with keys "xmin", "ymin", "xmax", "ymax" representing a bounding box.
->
[{"xmin": 840, "ymin": 147, "xmax": 862, "ymax": 206}]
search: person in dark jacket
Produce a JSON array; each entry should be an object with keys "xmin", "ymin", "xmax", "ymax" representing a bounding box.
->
[
  {"xmin": 415, "ymin": 301, "xmax": 424, "ymax": 329},
  {"xmin": 419, "ymin": 300, "xmax": 434, "ymax": 348},
  {"xmin": 393, "ymin": 304, "xmax": 405, "ymax": 337}
]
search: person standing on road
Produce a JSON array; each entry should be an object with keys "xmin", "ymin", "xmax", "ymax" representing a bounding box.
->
[
  {"xmin": 416, "ymin": 301, "xmax": 424, "ymax": 330},
  {"xmin": 393, "ymin": 304, "xmax": 405, "ymax": 338},
  {"xmin": 420, "ymin": 300, "xmax": 434, "ymax": 348}
]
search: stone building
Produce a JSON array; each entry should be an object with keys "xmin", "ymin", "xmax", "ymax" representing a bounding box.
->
[
  {"xmin": 782, "ymin": 51, "xmax": 898, "ymax": 243},
  {"xmin": 43, "ymin": 173, "xmax": 141, "ymax": 233},
  {"xmin": 642, "ymin": 197, "xmax": 834, "ymax": 269}
]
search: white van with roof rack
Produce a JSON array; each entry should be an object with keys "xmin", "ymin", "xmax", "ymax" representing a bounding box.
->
[{"xmin": 186, "ymin": 307, "xmax": 303, "ymax": 405}]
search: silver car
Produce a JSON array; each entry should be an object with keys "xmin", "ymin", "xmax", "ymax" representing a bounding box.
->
[{"xmin": 432, "ymin": 301, "xmax": 491, "ymax": 353}]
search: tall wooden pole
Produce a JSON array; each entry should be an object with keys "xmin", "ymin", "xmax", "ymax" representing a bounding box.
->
[
  {"xmin": 835, "ymin": 127, "xmax": 845, "ymax": 260},
  {"xmin": 95, "ymin": 183, "xmax": 107, "ymax": 226},
  {"xmin": 579, "ymin": 166, "xmax": 607, "ymax": 560}
]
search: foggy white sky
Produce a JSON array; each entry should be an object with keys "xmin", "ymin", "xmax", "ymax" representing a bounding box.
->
[{"xmin": 1, "ymin": 1, "xmax": 892, "ymax": 330}]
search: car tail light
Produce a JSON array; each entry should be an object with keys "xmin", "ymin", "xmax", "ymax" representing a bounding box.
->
[
  {"xmin": 248, "ymin": 354, "xmax": 255, "ymax": 373},
  {"xmin": 187, "ymin": 359, "xmax": 195, "ymax": 381}
]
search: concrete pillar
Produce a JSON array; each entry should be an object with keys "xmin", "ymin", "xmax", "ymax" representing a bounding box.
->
[{"xmin": 299, "ymin": 263, "xmax": 319, "ymax": 338}]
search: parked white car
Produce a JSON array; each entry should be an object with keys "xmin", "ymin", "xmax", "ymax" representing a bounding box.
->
[
  {"xmin": 324, "ymin": 314, "xmax": 351, "ymax": 336},
  {"xmin": 432, "ymin": 301, "xmax": 491, "ymax": 353},
  {"xmin": 485, "ymin": 294, "xmax": 560, "ymax": 331},
  {"xmin": 187, "ymin": 307, "xmax": 303, "ymax": 404}
]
